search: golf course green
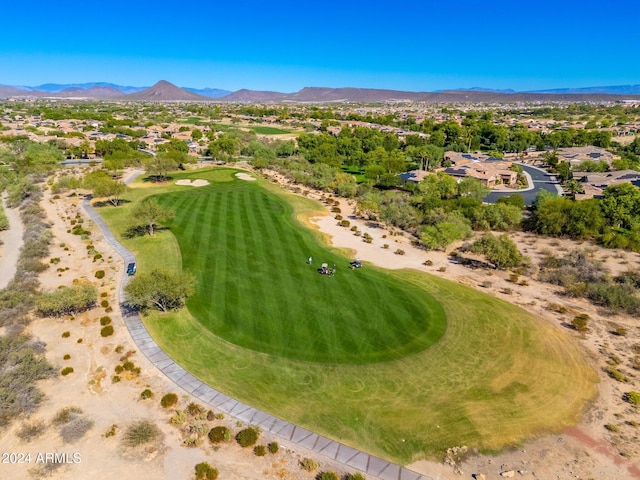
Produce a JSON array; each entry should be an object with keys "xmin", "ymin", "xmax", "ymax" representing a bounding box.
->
[
  {"xmin": 96, "ymin": 168, "xmax": 597, "ymax": 464},
  {"xmin": 157, "ymin": 176, "xmax": 445, "ymax": 364}
]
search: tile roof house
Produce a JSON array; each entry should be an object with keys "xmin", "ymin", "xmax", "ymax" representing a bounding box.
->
[
  {"xmin": 574, "ymin": 169, "xmax": 640, "ymax": 199},
  {"xmin": 557, "ymin": 146, "xmax": 615, "ymax": 167}
]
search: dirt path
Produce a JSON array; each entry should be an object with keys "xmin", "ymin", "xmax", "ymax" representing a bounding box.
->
[{"xmin": 0, "ymin": 195, "xmax": 24, "ymax": 289}]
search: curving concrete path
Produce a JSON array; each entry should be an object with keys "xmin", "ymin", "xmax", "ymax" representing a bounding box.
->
[{"xmin": 82, "ymin": 180, "xmax": 434, "ymax": 480}]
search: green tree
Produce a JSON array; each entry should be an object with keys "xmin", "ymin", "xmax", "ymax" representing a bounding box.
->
[
  {"xmin": 143, "ymin": 153, "xmax": 180, "ymax": 182},
  {"xmin": 601, "ymin": 182, "xmax": 640, "ymax": 230},
  {"xmin": 470, "ymin": 233, "xmax": 522, "ymax": 269},
  {"xmin": 125, "ymin": 269, "xmax": 195, "ymax": 312},
  {"xmin": 128, "ymin": 198, "xmax": 175, "ymax": 236},
  {"xmin": 96, "ymin": 179, "xmax": 126, "ymax": 207}
]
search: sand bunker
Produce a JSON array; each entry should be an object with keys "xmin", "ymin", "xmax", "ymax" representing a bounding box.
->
[
  {"xmin": 235, "ymin": 172, "xmax": 256, "ymax": 181},
  {"xmin": 175, "ymin": 179, "xmax": 210, "ymax": 187}
]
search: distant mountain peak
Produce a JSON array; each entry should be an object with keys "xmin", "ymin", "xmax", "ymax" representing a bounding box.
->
[{"xmin": 124, "ymin": 81, "xmax": 211, "ymax": 102}]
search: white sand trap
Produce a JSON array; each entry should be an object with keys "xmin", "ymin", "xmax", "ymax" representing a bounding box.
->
[
  {"xmin": 175, "ymin": 179, "xmax": 210, "ymax": 187},
  {"xmin": 235, "ymin": 172, "xmax": 256, "ymax": 181}
]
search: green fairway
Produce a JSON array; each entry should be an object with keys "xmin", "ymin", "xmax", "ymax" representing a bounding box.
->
[
  {"xmin": 95, "ymin": 168, "xmax": 597, "ymax": 464},
  {"xmin": 157, "ymin": 177, "xmax": 445, "ymax": 363},
  {"xmin": 245, "ymin": 125, "xmax": 292, "ymax": 135}
]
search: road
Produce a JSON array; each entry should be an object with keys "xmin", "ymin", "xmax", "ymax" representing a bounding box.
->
[{"xmin": 484, "ymin": 163, "xmax": 562, "ymax": 206}]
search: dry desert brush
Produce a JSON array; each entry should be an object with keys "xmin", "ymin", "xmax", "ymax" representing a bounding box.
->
[{"xmin": 123, "ymin": 419, "xmax": 161, "ymax": 448}]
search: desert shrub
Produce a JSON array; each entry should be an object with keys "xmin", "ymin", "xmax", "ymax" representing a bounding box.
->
[
  {"xmin": 93, "ymin": 253, "xmax": 102, "ymax": 261},
  {"xmin": 60, "ymin": 417, "xmax": 93, "ymax": 443},
  {"xmin": 254, "ymin": 444, "xmax": 266, "ymax": 456},
  {"xmin": 625, "ymin": 391, "xmax": 640, "ymax": 406},
  {"xmin": 571, "ymin": 314, "xmax": 590, "ymax": 332},
  {"xmin": 268, "ymin": 441, "xmax": 279, "ymax": 454},
  {"xmin": 383, "ymin": 244, "xmax": 389, "ymax": 249},
  {"xmin": 16, "ymin": 419, "xmax": 46, "ymax": 442},
  {"xmin": 208, "ymin": 426, "xmax": 231, "ymax": 444},
  {"xmin": 206, "ymin": 410, "xmax": 215, "ymax": 421},
  {"xmin": 195, "ymin": 462, "xmax": 219, "ymax": 480},
  {"xmin": 605, "ymin": 424, "xmax": 619, "ymax": 433},
  {"xmin": 317, "ymin": 472, "xmax": 339, "ymax": 480},
  {"xmin": 161, "ymin": 393, "xmax": 178, "ymax": 408},
  {"xmin": 95, "ymin": 270, "xmax": 105, "ymax": 279},
  {"xmin": 112, "ymin": 375, "xmax": 121, "ymax": 383},
  {"xmin": 346, "ymin": 474, "xmax": 366, "ymax": 480},
  {"xmin": 350, "ymin": 226, "xmax": 358, "ymax": 232},
  {"xmin": 63, "ymin": 354, "xmax": 70, "ymax": 360},
  {"xmin": 612, "ymin": 326, "xmax": 628, "ymax": 336},
  {"xmin": 100, "ymin": 316, "xmax": 112, "ymax": 326},
  {"xmin": 123, "ymin": 420, "xmax": 160, "ymax": 447},
  {"xmin": 335, "ymin": 214, "xmax": 343, "ymax": 221},
  {"xmin": 115, "ymin": 365, "xmax": 124, "ymax": 374},
  {"xmin": 122, "ymin": 361, "xmax": 135, "ymax": 371},
  {"xmin": 100, "ymin": 299, "xmax": 109, "ymax": 308},
  {"xmin": 61, "ymin": 366, "xmax": 74, "ymax": 376},
  {"xmin": 170, "ymin": 410, "xmax": 187, "ymax": 425},
  {"xmin": 77, "ymin": 338, "xmax": 82, "ymax": 343},
  {"xmin": 605, "ymin": 366, "xmax": 629, "ymax": 382},
  {"xmin": 438, "ymin": 266, "xmax": 447, "ymax": 272},
  {"xmin": 36, "ymin": 284, "xmax": 97, "ymax": 317},
  {"xmin": 300, "ymin": 458, "xmax": 319, "ymax": 472},
  {"xmin": 50, "ymin": 257, "xmax": 60, "ymax": 264},
  {"xmin": 61, "ymin": 331, "xmax": 70, "ymax": 338},
  {"xmin": 340, "ymin": 220, "xmax": 350, "ymax": 227},
  {"xmin": 236, "ymin": 427, "xmax": 259, "ymax": 447},
  {"xmin": 100, "ymin": 325, "xmax": 114, "ymax": 337},
  {"xmin": 140, "ymin": 389, "xmax": 153, "ymax": 400},
  {"xmin": 331, "ymin": 207, "xmax": 341, "ymax": 213},
  {"xmin": 115, "ymin": 345, "xmax": 124, "ymax": 353},
  {"xmin": 53, "ymin": 407, "xmax": 83, "ymax": 426},
  {"xmin": 105, "ymin": 306, "xmax": 113, "ymax": 313},
  {"xmin": 395, "ymin": 249, "xmax": 405, "ymax": 255},
  {"xmin": 186, "ymin": 403, "xmax": 205, "ymax": 417}
]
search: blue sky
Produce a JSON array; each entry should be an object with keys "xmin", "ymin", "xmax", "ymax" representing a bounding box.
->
[{"xmin": 1, "ymin": 0, "xmax": 638, "ymax": 91}]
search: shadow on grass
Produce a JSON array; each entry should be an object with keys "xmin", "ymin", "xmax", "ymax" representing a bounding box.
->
[
  {"xmin": 122, "ymin": 225, "xmax": 170, "ymax": 239},
  {"xmin": 92, "ymin": 199, "xmax": 132, "ymax": 208},
  {"xmin": 141, "ymin": 175, "xmax": 175, "ymax": 184}
]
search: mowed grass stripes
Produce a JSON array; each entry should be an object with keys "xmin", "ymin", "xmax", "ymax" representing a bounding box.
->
[
  {"xmin": 96, "ymin": 168, "xmax": 597, "ymax": 463},
  {"xmin": 158, "ymin": 180, "xmax": 446, "ymax": 364}
]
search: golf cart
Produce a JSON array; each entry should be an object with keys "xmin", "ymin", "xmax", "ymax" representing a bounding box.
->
[{"xmin": 126, "ymin": 262, "xmax": 137, "ymax": 276}]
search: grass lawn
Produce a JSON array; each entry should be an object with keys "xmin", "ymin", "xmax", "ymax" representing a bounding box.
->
[
  {"xmin": 96, "ymin": 168, "xmax": 597, "ymax": 464},
  {"xmin": 245, "ymin": 125, "xmax": 292, "ymax": 135},
  {"xmin": 156, "ymin": 178, "xmax": 445, "ymax": 364}
]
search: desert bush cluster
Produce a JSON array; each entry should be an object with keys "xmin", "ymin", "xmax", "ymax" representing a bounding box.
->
[{"xmin": 538, "ymin": 249, "xmax": 640, "ymax": 315}]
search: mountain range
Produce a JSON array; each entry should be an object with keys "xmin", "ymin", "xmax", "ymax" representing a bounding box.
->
[{"xmin": 1, "ymin": 80, "xmax": 640, "ymax": 103}]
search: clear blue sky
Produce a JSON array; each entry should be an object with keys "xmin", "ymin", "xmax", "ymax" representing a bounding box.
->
[{"xmin": 1, "ymin": 0, "xmax": 638, "ymax": 92}]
